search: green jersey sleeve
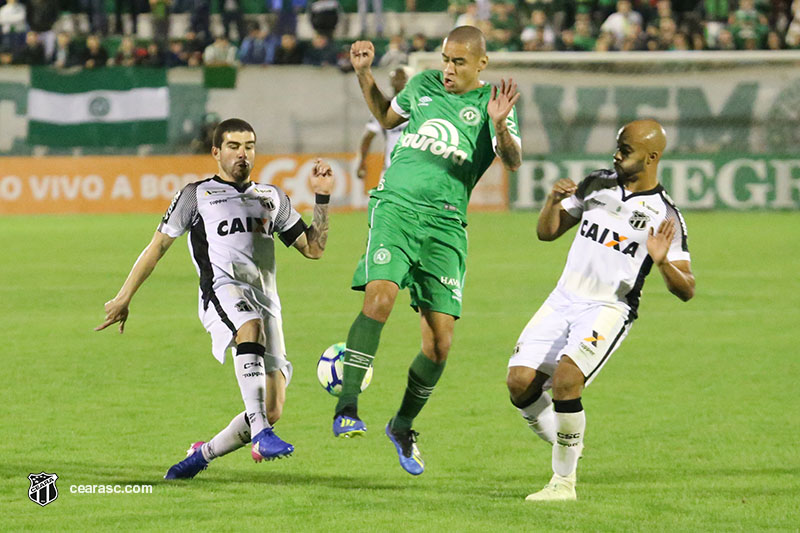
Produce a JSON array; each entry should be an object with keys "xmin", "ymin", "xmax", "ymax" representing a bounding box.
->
[
  {"xmin": 391, "ymin": 72, "xmax": 423, "ymax": 118},
  {"xmin": 488, "ymin": 104, "xmax": 521, "ymax": 154}
]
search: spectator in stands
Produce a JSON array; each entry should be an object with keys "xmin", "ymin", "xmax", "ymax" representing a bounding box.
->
[
  {"xmin": 671, "ymin": 31, "xmax": 690, "ymax": 50},
  {"xmin": 80, "ymin": 0, "xmax": 109, "ymax": 36},
  {"xmin": 115, "ymin": 0, "xmax": 146, "ymax": 35},
  {"xmin": 454, "ymin": 2, "xmax": 480, "ymax": 27},
  {"xmin": 0, "ymin": 0, "xmax": 27, "ymax": 50},
  {"xmin": 378, "ymin": 34, "xmax": 408, "ymax": 67},
  {"xmin": 239, "ymin": 22, "xmax": 279, "ymax": 64},
  {"xmin": 656, "ymin": 16, "xmax": 678, "ymax": 49},
  {"xmin": 15, "ymin": 31, "xmax": 46, "ymax": 64},
  {"xmin": 81, "ymin": 34, "xmax": 109, "ymax": 68},
  {"xmin": 691, "ymin": 31, "xmax": 707, "ymax": 50},
  {"xmin": 150, "ymin": 0, "xmax": 171, "ymax": 45},
  {"xmin": 303, "ymin": 32, "xmax": 338, "ymax": 65},
  {"xmin": 165, "ymin": 38, "xmax": 189, "ymax": 66},
  {"xmin": 700, "ymin": 0, "xmax": 732, "ymax": 48},
  {"xmin": 787, "ymin": 0, "xmax": 800, "ymax": 48},
  {"xmin": 203, "ymin": 34, "xmax": 239, "ymax": 65},
  {"xmin": 270, "ymin": 0, "xmax": 307, "ymax": 37},
  {"xmin": 572, "ymin": 13, "xmax": 596, "ymax": 50},
  {"xmin": 27, "ymin": 0, "xmax": 60, "ymax": 61},
  {"xmin": 729, "ymin": 0, "xmax": 769, "ymax": 48},
  {"xmin": 50, "ymin": 31, "xmax": 77, "ymax": 67},
  {"xmin": 183, "ymin": 30, "xmax": 206, "ymax": 65},
  {"xmin": 714, "ymin": 26, "xmax": 736, "ymax": 49},
  {"xmin": 521, "ymin": 9, "xmax": 556, "ymax": 51},
  {"xmin": 521, "ymin": 0, "xmax": 567, "ymax": 33},
  {"xmin": 0, "ymin": 46, "xmax": 15, "ymax": 65},
  {"xmin": 273, "ymin": 32, "xmax": 303, "ymax": 64},
  {"xmin": 188, "ymin": 0, "xmax": 211, "ymax": 40},
  {"xmin": 358, "ymin": 0, "xmax": 383, "ymax": 37},
  {"xmin": 112, "ymin": 35, "xmax": 143, "ymax": 65},
  {"xmin": 221, "ymin": 0, "xmax": 246, "ymax": 42},
  {"xmin": 309, "ymin": 0, "xmax": 340, "ymax": 40},
  {"xmin": 448, "ymin": 0, "xmax": 489, "ymax": 23},
  {"xmin": 142, "ymin": 41, "xmax": 165, "ymax": 66},
  {"xmin": 409, "ymin": 32, "xmax": 432, "ymax": 52},
  {"xmin": 600, "ymin": 0, "xmax": 643, "ymax": 49}
]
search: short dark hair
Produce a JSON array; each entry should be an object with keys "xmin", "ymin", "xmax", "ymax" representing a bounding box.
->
[{"xmin": 212, "ymin": 118, "xmax": 256, "ymax": 148}]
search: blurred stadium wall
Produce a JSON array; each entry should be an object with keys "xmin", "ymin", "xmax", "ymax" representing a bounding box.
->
[{"xmin": 1, "ymin": 53, "xmax": 799, "ymax": 214}]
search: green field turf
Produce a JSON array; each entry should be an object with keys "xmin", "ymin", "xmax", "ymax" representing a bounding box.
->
[{"xmin": 1, "ymin": 210, "xmax": 798, "ymax": 531}]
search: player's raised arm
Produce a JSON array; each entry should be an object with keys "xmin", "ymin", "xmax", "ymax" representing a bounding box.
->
[
  {"xmin": 488, "ymin": 78, "xmax": 522, "ymax": 171},
  {"xmin": 350, "ymin": 41, "xmax": 406, "ymax": 130},
  {"xmin": 293, "ymin": 159, "xmax": 334, "ymax": 259},
  {"xmin": 95, "ymin": 230, "xmax": 176, "ymax": 333},
  {"xmin": 537, "ymin": 178, "xmax": 579, "ymax": 241},
  {"xmin": 647, "ymin": 218, "xmax": 695, "ymax": 301}
]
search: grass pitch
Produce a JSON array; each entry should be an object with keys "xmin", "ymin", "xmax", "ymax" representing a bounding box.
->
[{"xmin": 1, "ymin": 210, "xmax": 798, "ymax": 531}]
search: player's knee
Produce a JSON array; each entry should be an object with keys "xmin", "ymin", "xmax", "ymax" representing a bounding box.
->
[
  {"xmin": 506, "ymin": 371, "xmax": 530, "ymax": 401},
  {"xmin": 235, "ymin": 319, "xmax": 264, "ymax": 345},
  {"xmin": 363, "ymin": 293, "xmax": 394, "ymax": 322},
  {"xmin": 551, "ymin": 372, "xmax": 583, "ymax": 400}
]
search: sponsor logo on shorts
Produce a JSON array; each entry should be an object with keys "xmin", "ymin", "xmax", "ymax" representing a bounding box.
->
[
  {"xmin": 440, "ymin": 276, "xmax": 461, "ymax": 288},
  {"xmin": 459, "ymin": 106, "xmax": 481, "ymax": 126},
  {"xmin": 244, "ymin": 361, "xmax": 263, "ymax": 369},
  {"xmin": 235, "ymin": 300, "xmax": 254, "ymax": 313},
  {"xmin": 451, "ymin": 288, "xmax": 462, "ymax": 302},
  {"xmin": 583, "ymin": 330, "xmax": 605, "ymax": 347},
  {"xmin": 628, "ymin": 210, "xmax": 650, "ymax": 230},
  {"xmin": 373, "ymin": 248, "xmax": 391, "ymax": 265}
]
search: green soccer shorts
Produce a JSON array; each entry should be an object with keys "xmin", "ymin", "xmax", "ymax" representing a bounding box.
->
[{"xmin": 351, "ymin": 198, "xmax": 468, "ymax": 318}]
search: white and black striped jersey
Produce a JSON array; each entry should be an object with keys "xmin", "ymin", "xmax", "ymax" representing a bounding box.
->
[
  {"xmin": 158, "ymin": 176, "xmax": 307, "ymax": 314},
  {"xmin": 365, "ymin": 116, "xmax": 406, "ymax": 170},
  {"xmin": 559, "ymin": 169, "xmax": 691, "ymax": 320}
]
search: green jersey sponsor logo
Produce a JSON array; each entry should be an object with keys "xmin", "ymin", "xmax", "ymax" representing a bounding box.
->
[{"xmin": 399, "ymin": 118, "xmax": 469, "ymax": 165}]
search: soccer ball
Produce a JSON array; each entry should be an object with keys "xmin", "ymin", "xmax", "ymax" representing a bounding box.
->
[{"xmin": 317, "ymin": 342, "xmax": 373, "ymax": 396}]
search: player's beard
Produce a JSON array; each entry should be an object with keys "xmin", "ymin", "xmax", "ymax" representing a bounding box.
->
[
  {"xmin": 229, "ymin": 160, "xmax": 252, "ymax": 182},
  {"xmin": 614, "ymin": 159, "xmax": 644, "ymax": 183}
]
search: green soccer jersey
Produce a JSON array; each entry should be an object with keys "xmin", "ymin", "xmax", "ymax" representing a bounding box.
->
[{"xmin": 373, "ymin": 69, "xmax": 521, "ymax": 223}]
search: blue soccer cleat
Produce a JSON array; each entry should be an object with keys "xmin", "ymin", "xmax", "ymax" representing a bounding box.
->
[
  {"xmin": 164, "ymin": 441, "xmax": 208, "ymax": 479},
  {"xmin": 385, "ymin": 423, "xmax": 424, "ymax": 475},
  {"xmin": 251, "ymin": 428, "xmax": 294, "ymax": 462},
  {"xmin": 333, "ymin": 408, "xmax": 367, "ymax": 438}
]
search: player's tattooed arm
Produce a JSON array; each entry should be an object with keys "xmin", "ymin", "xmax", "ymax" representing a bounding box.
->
[
  {"xmin": 488, "ymin": 78, "xmax": 522, "ymax": 171},
  {"xmin": 294, "ymin": 159, "xmax": 334, "ymax": 259}
]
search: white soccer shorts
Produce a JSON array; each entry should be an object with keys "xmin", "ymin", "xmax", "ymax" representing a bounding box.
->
[
  {"xmin": 508, "ymin": 287, "xmax": 632, "ymax": 388},
  {"xmin": 200, "ymin": 282, "xmax": 293, "ymax": 385}
]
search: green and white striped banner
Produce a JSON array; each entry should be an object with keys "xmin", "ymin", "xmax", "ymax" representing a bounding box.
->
[{"xmin": 27, "ymin": 67, "xmax": 168, "ymax": 147}]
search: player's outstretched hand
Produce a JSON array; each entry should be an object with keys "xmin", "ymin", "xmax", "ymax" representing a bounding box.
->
[
  {"xmin": 549, "ymin": 178, "xmax": 577, "ymax": 203},
  {"xmin": 310, "ymin": 158, "xmax": 334, "ymax": 195},
  {"xmin": 350, "ymin": 41, "xmax": 375, "ymax": 74},
  {"xmin": 488, "ymin": 78, "xmax": 520, "ymax": 124},
  {"xmin": 95, "ymin": 298, "xmax": 129, "ymax": 333},
  {"xmin": 647, "ymin": 218, "xmax": 675, "ymax": 266}
]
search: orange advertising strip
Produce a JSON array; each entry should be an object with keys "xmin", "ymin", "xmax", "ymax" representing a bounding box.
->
[{"xmin": 0, "ymin": 154, "xmax": 507, "ymax": 215}]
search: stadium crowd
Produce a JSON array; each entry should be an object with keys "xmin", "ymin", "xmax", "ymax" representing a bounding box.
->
[{"xmin": 0, "ymin": 0, "xmax": 798, "ymax": 67}]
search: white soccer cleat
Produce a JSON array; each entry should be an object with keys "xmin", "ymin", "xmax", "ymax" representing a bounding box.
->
[{"xmin": 525, "ymin": 473, "xmax": 577, "ymax": 502}]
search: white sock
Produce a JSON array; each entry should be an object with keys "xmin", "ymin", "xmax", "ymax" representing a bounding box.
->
[
  {"xmin": 518, "ymin": 392, "xmax": 556, "ymax": 445},
  {"xmin": 552, "ymin": 400, "xmax": 585, "ymax": 478},
  {"xmin": 201, "ymin": 411, "xmax": 251, "ymax": 462},
  {"xmin": 234, "ymin": 343, "xmax": 270, "ymax": 437}
]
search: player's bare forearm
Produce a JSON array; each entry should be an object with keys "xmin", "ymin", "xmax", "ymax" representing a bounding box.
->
[
  {"xmin": 303, "ymin": 202, "xmax": 330, "ymax": 259},
  {"xmin": 657, "ymin": 260, "xmax": 695, "ymax": 301},
  {"xmin": 96, "ymin": 231, "xmax": 174, "ymax": 332},
  {"xmin": 357, "ymin": 72, "xmax": 405, "ymax": 129},
  {"xmin": 537, "ymin": 179, "xmax": 579, "ymax": 241},
  {"xmin": 115, "ymin": 232, "xmax": 173, "ymax": 302},
  {"xmin": 494, "ymin": 123, "xmax": 521, "ymax": 171}
]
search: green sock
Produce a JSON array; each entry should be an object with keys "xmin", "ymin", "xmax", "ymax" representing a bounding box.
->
[
  {"xmin": 391, "ymin": 352, "xmax": 446, "ymax": 432},
  {"xmin": 336, "ymin": 312, "xmax": 384, "ymax": 413}
]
